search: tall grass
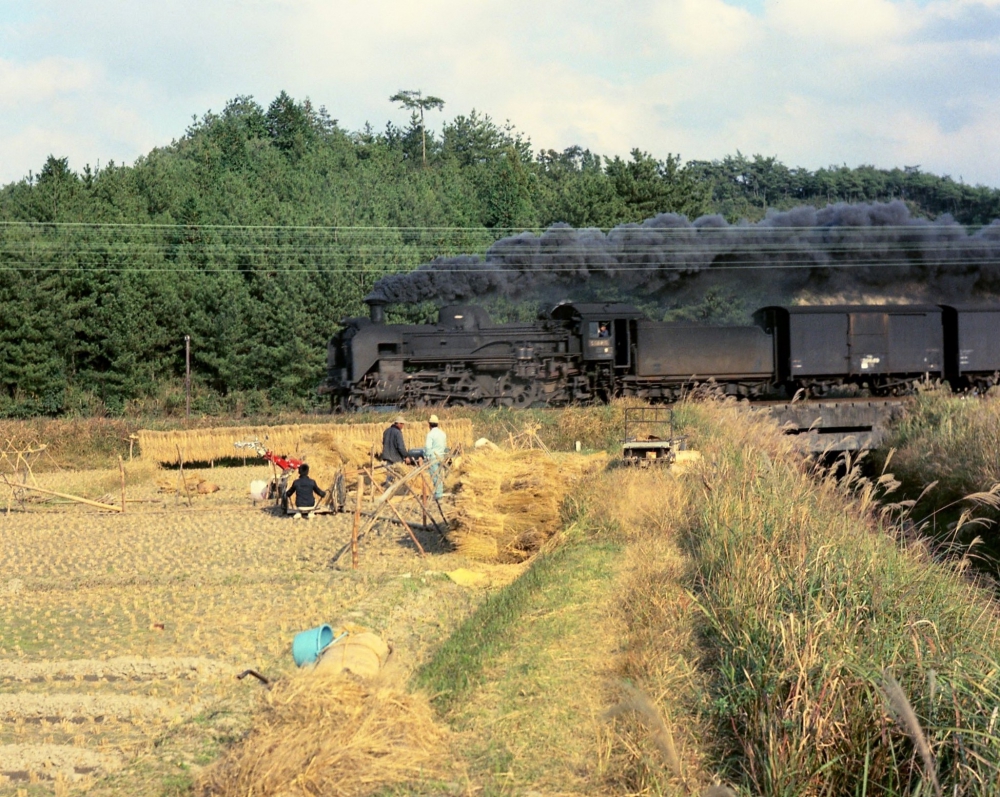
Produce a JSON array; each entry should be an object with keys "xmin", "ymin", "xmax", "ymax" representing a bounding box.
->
[
  {"xmin": 683, "ymin": 400, "xmax": 1000, "ymax": 795},
  {"xmin": 876, "ymin": 387, "xmax": 1000, "ymax": 509}
]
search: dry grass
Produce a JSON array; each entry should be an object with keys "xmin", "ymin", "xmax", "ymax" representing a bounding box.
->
[
  {"xmin": 197, "ymin": 672, "xmax": 454, "ymax": 797},
  {"xmin": 583, "ymin": 462, "xmax": 719, "ymax": 796},
  {"xmin": 676, "ymin": 398, "xmax": 1000, "ymax": 795},
  {"xmin": 448, "ymin": 449, "xmax": 607, "ymax": 562}
]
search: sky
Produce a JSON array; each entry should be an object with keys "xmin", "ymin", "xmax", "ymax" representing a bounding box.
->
[{"xmin": 2, "ymin": 0, "xmax": 1000, "ymax": 187}]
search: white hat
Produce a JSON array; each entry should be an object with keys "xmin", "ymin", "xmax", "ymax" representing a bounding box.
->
[
  {"xmin": 394, "ymin": 415, "xmax": 406, "ymax": 424},
  {"xmin": 429, "ymin": 414, "xmax": 440, "ymax": 423}
]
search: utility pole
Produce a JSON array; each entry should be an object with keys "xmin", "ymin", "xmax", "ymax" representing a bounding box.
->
[{"xmin": 185, "ymin": 335, "xmax": 191, "ymax": 419}]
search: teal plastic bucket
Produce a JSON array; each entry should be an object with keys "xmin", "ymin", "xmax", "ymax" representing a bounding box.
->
[{"xmin": 291, "ymin": 624, "xmax": 334, "ymax": 667}]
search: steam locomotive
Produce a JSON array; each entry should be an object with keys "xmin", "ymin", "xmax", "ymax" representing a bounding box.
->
[{"xmin": 320, "ymin": 299, "xmax": 1000, "ymax": 409}]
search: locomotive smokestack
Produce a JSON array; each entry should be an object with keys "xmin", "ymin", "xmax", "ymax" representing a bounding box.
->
[{"xmin": 367, "ymin": 300, "xmax": 386, "ymax": 325}]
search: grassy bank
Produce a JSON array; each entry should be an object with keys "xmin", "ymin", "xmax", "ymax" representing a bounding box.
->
[
  {"xmin": 872, "ymin": 388, "xmax": 1000, "ymax": 562},
  {"xmin": 876, "ymin": 388, "xmax": 1000, "ymax": 507},
  {"xmin": 675, "ymin": 401, "xmax": 1000, "ymax": 795}
]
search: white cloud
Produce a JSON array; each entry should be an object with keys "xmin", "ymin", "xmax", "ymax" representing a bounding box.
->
[
  {"xmin": 0, "ymin": 0, "xmax": 999, "ymax": 188},
  {"xmin": 766, "ymin": 0, "xmax": 913, "ymax": 46},
  {"xmin": 0, "ymin": 57, "xmax": 96, "ymax": 105}
]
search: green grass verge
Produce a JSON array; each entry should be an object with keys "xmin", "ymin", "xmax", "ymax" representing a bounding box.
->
[{"xmin": 414, "ymin": 538, "xmax": 620, "ymax": 713}]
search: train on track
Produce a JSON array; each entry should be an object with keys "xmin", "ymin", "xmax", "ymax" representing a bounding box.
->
[{"xmin": 320, "ymin": 299, "xmax": 1000, "ymax": 409}]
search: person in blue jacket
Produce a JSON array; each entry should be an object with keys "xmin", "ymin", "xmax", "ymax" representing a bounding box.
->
[{"xmin": 425, "ymin": 414, "xmax": 448, "ymax": 499}]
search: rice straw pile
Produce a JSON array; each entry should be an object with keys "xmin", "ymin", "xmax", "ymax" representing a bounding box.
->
[
  {"xmin": 137, "ymin": 419, "xmax": 474, "ymax": 465},
  {"xmin": 449, "ymin": 449, "xmax": 607, "ymax": 563},
  {"xmin": 197, "ymin": 672, "xmax": 452, "ymax": 797}
]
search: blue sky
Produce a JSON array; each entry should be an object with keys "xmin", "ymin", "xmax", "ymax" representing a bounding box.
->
[{"xmin": 2, "ymin": 0, "xmax": 1000, "ymax": 188}]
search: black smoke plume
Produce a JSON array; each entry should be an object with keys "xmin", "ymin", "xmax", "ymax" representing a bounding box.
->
[{"xmin": 366, "ymin": 201, "xmax": 1000, "ymax": 309}]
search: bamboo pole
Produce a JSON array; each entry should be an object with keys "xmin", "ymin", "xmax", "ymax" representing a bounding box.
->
[
  {"xmin": 118, "ymin": 456, "xmax": 126, "ymax": 514},
  {"xmin": 176, "ymin": 445, "xmax": 193, "ymax": 508},
  {"xmin": 10, "ymin": 484, "xmax": 123, "ymax": 512},
  {"xmin": 421, "ymin": 475, "xmax": 428, "ymax": 529},
  {"xmin": 352, "ymin": 475, "xmax": 363, "ymax": 570},
  {"xmin": 385, "ymin": 498, "xmax": 426, "ymax": 557}
]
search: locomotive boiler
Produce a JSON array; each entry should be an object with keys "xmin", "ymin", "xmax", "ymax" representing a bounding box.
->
[{"xmin": 321, "ymin": 299, "xmax": 1000, "ymax": 409}]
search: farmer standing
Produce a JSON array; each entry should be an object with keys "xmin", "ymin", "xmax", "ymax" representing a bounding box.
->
[
  {"xmin": 380, "ymin": 415, "xmax": 411, "ymax": 485},
  {"xmin": 425, "ymin": 414, "xmax": 447, "ymax": 499}
]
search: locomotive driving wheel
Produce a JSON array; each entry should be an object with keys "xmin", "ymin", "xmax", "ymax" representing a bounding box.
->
[{"xmin": 496, "ymin": 377, "xmax": 540, "ymax": 409}]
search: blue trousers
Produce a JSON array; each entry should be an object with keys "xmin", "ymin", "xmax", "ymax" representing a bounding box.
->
[{"xmin": 429, "ymin": 461, "xmax": 444, "ymax": 499}]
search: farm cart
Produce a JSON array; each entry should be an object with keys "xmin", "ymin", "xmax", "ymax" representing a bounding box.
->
[{"xmin": 622, "ymin": 407, "xmax": 687, "ymax": 467}]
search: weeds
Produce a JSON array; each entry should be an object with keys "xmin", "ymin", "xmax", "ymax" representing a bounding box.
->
[{"xmin": 680, "ymin": 399, "xmax": 1000, "ymax": 796}]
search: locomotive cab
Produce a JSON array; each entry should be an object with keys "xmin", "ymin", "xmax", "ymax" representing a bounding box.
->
[{"xmin": 549, "ymin": 302, "xmax": 645, "ymax": 369}]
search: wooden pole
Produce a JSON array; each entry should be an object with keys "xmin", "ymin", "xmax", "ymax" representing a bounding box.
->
[
  {"xmin": 352, "ymin": 475, "xmax": 363, "ymax": 570},
  {"xmin": 118, "ymin": 456, "xmax": 126, "ymax": 514},
  {"xmin": 386, "ymin": 498, "xmax": 426, "ymax": 557},
  {"xmin": 184, "ymin": 335, "xmax": 191, "ymax": 419},
  {"xmin": 10, "ymin": 483, "xmax": 123, "ymax": 512},
  {"xmin": 421, "ymin": 475, "xmax": 428, "ymax": 529},
  {"xmin": 176, "ymin": 445, "xmax": 193, "ymax": 508}
]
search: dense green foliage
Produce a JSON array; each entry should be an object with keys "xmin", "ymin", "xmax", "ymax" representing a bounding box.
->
[{"xmin": 2, "ymin": 91, "xmax": 999, "ymax": 417}]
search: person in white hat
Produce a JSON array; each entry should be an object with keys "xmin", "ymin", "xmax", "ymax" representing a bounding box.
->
[{"xmin": 425, "ymin": 414, "xmax": 448, "ymax": 499}]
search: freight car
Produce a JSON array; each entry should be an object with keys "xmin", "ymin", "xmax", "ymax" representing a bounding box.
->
[{"xmin": 320, "ymin": 300, "xmax": 1000, "ymax": 409}]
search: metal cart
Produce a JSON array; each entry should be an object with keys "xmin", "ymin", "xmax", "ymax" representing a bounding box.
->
[{"xmin": 622, "ymin": 407, "xmax": 687, "ymax": 467}]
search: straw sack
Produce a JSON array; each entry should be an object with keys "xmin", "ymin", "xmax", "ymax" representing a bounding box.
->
[
  {"xmin": 312, "ymin": 632, "xmax": 390, "ymax": 680},
  {"xmin": 196, "ymin": 672, "xmax": 450, "ymax": 797},
  {"xmin": 671, "ymin": 449, "xmax": 703, "ymax": 476},
  {"xmin": 449, "ymin": 449, "xmax": 607, "ymax": 563},
  {"xmin": 156, "ymin": 474, "xmax": 213, "ymax": 495}
]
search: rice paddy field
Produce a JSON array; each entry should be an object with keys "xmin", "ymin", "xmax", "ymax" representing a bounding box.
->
[
  {"xmin": 0, "ymin": 454, "xmax": 489, "ymax": 795},
  {"xmin": 2, "ymin": 400, "xmax": 1000, "ymax": 796}
]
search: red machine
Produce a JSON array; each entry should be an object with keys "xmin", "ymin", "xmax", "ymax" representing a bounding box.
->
[{"xmin": 234, "ymin": 440, "xmax": 303, "ymax": 474}]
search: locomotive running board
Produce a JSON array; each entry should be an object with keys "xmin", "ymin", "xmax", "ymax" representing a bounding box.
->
[{"xmin": 755, "ymin": 400, "xmax": 905, "ymax": 454}]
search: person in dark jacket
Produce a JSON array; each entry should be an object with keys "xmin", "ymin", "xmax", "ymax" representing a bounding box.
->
[
  {"xmin": 381, "ymin": 416, "xmax": 412, "ymax": 486},
  {"xmin": 285, "ymin": 463, "xmax": 326, "ymax": 519},
  {"xmin": 381, "ymin": 416, "xmax": 412, "ymax": 464}
]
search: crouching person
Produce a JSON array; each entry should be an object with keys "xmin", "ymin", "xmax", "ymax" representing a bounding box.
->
[{"xmin": 286, "ymin": 463, "xmax": 326, "ymax": 519}]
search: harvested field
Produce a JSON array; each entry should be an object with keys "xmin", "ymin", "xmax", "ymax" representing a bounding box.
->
[{"xmin": 0, "ymin": 459, "xmax": 485, "ymax": 794}]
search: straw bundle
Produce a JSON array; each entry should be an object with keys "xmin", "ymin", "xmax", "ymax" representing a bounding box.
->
[
  {"xmin": 449, "ymin": 449, "xmax": 607, "ymax": 563},
  {"xmin": 197, "ymin": 672, "xmax": 451, "ymax": 797},
  {"xmin": 137, "ymin": 419, "xmax": 474, "ymax": 466}
]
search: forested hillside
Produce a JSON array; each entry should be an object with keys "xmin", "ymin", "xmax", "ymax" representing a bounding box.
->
[{"xmin": 2, "ymin": 91, "xmax": 999, "ymax": 417}]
